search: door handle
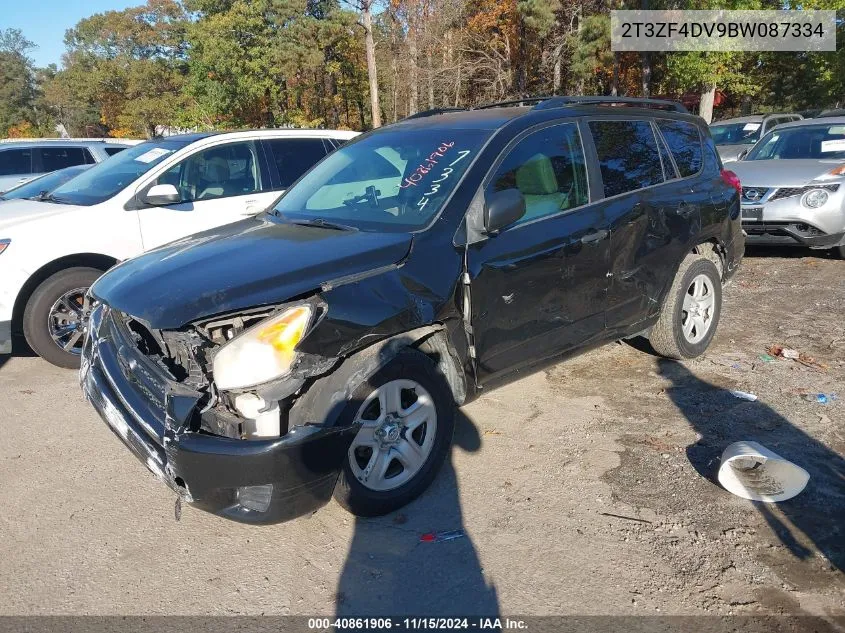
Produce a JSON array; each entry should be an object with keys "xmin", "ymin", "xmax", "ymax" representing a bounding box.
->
[{"xmin": 581, "ymin": 229, "xmax": 608, "ymax": 244}]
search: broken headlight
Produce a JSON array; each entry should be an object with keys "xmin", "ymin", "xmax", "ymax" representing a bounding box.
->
[{"xmin": 212, "ymin": 305, "xmax": 312, "ymax": 391}]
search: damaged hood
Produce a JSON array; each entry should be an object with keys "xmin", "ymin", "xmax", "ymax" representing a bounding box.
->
[{"xmin": 92, "ymin": 215, "xmax": 414, "ymax": 329}]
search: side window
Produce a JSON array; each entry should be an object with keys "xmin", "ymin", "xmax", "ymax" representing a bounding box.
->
[
  {"xmin": 657, "ymin": 119, "xmax": 703, "ymax": 177},
  {"xmin": 487, "ymin": 123, "xmax": 589, "ymax": 225},
  {"xmin": 156, "ymin": 141, "xmax": 262, "ymax": 202},
  {"xmin": 588, "ymin": 120, "xmax": 664, "ymax": 197},
  {"xmin": 0, "ymin": 148, "xmax": 33, "ymax": 176},
  {"xmin": 266, "ymin": 138, "xmax": 328, "ymax": 189},
  {"xmin": 39, "ymin": 146, "xmax": 89, "ymax": 172}
]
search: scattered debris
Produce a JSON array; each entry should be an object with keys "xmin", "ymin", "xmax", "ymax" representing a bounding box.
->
[
  {"xmin": 757, "ymin": 354, "xmax": 775, "ymax": 363},
  {"xmin": 420, "ymin": 529, "xmax": 466, "ymax": 543},
  {"xmin": 393, "ymin": 513, "xmax": 408, "ymax": 525},
  {"xmin": 19, "ymin": 389, "xmax": 34, "ymax": 395},
  {"xmin": 483, "ymin": 428, "xmax": 503, "ymax": 436},
  {"xmin": 718, "ymin": 441, "xmax": 810, "ymax": 503},
  {"xmin": 599, "ymin": 512, "xmax": 653, "ymax": 524},
  {"xmin": 174, "ymin": 497, "xmax": 182, "ymax": 522},
  {"xmin": 767, "ymin": 344, "xmax": 829, "ymax": 370},
  {"xmin": 802, "ymin": 393, "xmax": 837, "ymax": 404},
  {"xmin": 729, "ymin": 390, "xmax": 758, "ymax": 402}
]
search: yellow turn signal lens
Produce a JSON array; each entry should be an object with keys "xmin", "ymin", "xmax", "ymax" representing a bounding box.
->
[{"xmin": 257, "ymin": 306, "xmax": 311, "ymax": 355}]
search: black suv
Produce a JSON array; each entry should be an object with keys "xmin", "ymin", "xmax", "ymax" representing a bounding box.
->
[{"xmin": 81, "ymin": 97, "xmax": 744, "ymax": 524}]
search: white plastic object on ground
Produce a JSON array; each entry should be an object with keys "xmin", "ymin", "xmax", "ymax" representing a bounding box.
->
[
  {"xmin": 729, "ymin": 390, "xmax": 758, "ymax": 401},
  {"xmin": 718, "ymin": 441, "xmax": 810, "ymax": 502}
]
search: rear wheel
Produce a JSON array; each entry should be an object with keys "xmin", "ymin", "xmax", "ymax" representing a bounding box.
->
[
  {"xmin": 23, "ymin": 267, "xmax": 102, "ymax": 369},
  {"xmin": 333, "ymin": 349, "xmax": 455, "ymax": 517},
  {"xmin": 834, "ymin": 244, "xmax": 845, "ymax": 259},
  {"xmin": 648, "ymin": 255, "xmax": 722, "ymax": 360}
]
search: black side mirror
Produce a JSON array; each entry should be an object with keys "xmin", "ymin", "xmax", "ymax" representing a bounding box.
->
[{"xmin": 484, "ymin": 188, "xmax": 526, "ymax": 235}]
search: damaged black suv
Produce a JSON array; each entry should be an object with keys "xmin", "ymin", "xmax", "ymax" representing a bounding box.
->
[{"xmin": 82, "ymin": 97, "xmax": 744, "ymax": 524}]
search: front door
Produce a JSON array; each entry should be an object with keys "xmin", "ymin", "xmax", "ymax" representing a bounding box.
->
[
  {"xmin": 137, "ymin": 140, "xmax": 277, "ymax": 250},
  {"xmin": 467, "ymin": 121, "xmax": 610, "ymax": 383}
]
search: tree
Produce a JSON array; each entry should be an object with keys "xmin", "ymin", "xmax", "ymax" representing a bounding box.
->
[{"xmin": 0, "ymin": 29, "xmax": 38, "ymax": 136}]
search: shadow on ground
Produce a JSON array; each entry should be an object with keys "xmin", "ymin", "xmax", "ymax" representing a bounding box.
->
[
  {"xmin": 335, "ymin": 410, "xmax": 499, "ymax": 617},
  {"xmin": 657, "ymin": 359, "xmax": 844, "ymax": 573}
]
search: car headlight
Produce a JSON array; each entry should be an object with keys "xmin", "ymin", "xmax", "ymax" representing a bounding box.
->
[
  {"xmin": 212, "ymin": 305, "xmax": 312, "ymax": 391},
  {"xmin": 0, "ymin": 239, "xmax": 10, "ymax": 256},
  {"xmin": 802, "ymin": 189, "xmax": 829, "ymax": 209}
]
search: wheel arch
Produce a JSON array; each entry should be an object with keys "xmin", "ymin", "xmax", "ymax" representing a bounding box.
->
[
  {"xmin": 288, "ymin": 323, "xmax": 468, "ymax": 432},
  {"xmin": 11, "ymin": 253, "xmax": 118, "ymax": 333}
]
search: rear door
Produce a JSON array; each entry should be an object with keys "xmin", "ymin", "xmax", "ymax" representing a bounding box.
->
[
  {"xmin": 588, "ymin": 117, "xmax": 703, "ymax": 331},
  {"xmin": 136, "ymin": 140, "xmax": 275, "ymax": 250},
  {"xmin": 468, "ymin": 120, "xmax": 609, "ymax": 382}
]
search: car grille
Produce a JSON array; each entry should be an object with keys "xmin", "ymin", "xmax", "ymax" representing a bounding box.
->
[
  {"xmin": 741, "ymin": 187, "xmax": 769, "ymax": 202},
  {"xmin": 769, "ymin": 184, "xmax": 839, "ymax": 201}
]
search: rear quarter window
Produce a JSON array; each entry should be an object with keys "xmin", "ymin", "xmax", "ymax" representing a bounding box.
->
[
  {"xmin": 588, "ymin": 120, "xmax": 664, "ymax": 197},
  {"xmin": 657, "ymin": 120, "xmax": 703, "ymax": 177}
]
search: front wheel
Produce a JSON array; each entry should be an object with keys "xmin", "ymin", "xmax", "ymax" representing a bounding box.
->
[
  {"xmin": 333, "ymin": 349, "xmax": 455, "ymax": 517},
  {"xmin": 23, "ymin": 267, "xmax": 103, "ymax": 369},
  {"xmin": 834, "ymin": 244, "xmax": 845, "ymax": 260},
  {"xmin": 648, "ymin": 254, "xmax": 722, "ymax": 360}
]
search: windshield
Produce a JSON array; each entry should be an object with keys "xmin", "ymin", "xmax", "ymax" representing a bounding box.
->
[
  {"xmin": 49, "ymin": 140, "xmax": 190, "ymax": 206},
  {"xmin": 272, "ymin": 128, "xmax": 490, "ymax": 232},
  {"xmin": 746, "ymin": 124, "xmax": 845, "ymax": 161},
  {"xmin": 710, "ymin": 122, "xmax": 762, "ymax": 146},
  {"xmin": 0, "ymin": 165, "xmax": 91, "ymax": 201}
]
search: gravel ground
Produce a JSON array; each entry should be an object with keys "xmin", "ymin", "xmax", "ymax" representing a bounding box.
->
[{"xmin": 0, "ymin": 246, "xmax": 842, "ymax": 618}]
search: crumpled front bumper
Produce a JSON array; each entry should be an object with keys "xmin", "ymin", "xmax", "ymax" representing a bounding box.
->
[{"xmin": 81, "ymin": 304, "xmax": 355, "ymax": 524}]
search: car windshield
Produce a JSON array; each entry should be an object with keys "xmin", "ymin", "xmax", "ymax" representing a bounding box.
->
[
  {"xmin": 746, "ymin": 124, "xmax": 845, "ymax": 160},
  {"xmin": 271, "ymin": 128, "xmax": 491, "ymax": 232},
  {"xmin": 710, "ymin": 122, "xmax": 762, "ymax": 146},
  {"xmin": 48, "ymin": 140, "xmax": 191, "ymax": 206},
  {"xmin": 0, "ymin": 165, "xmax": 91, "ymax": 201}
]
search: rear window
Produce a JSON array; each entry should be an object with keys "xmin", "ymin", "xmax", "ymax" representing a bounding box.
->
[
  {"xmin": 104, "ymin": 146, "xmax": 127, "ymax": 156},
  {"xmin": 39, "ymin": 146, "xmax": 90, "ymax": 172},
  {"xmin": 0, "ymin": 148, "xmax": 33, "ymax": 176},
  {"xmin": 588, "ymin": 120, "xmax": 663, "ymax": 197},
  {"xmin": 657, "ymin": 120, "xmax": 703, "ymax": 177}
]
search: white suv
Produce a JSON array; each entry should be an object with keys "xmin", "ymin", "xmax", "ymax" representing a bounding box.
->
[{"xmin": 0, "ymin": 129, "xmax": 357, "ymax": 367}]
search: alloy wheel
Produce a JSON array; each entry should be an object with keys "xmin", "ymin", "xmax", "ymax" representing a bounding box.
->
[{"xmin": 348, "ymin": 378, "xmax": 438, "ymax": 492}]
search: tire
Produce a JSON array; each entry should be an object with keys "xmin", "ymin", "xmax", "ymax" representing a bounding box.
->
[
  {"xmin": 23, "ymin": 267, "xmax": 103, "ymax": 369},
  {"xmin": 648, "ymin": 254, "xmax": 722, "ymax": 360},
  {"xmin": 834, "ymin": 244, "xmax": 845, "ymax": 260},
  {"xmin": 333, "ymin": 348, "xmax": 455, "ymax": 517}
]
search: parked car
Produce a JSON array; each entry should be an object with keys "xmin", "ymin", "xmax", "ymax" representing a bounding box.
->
[
  {"xmin": 0, "ymin": 164, "xmax": 91, "ymax": 202},
  {"xmin": 710, "ymin": 113, "xmax": 803, "ymax": 163},
  {"xmin": 729, "ymin": 117, "xmax": 845, "ymax": 258},
  {"xmin": 0, "ymin": 138, "xmax": 138, "ymax": 193},
  {"xmin": 80, "ymin": 96, "xmax": 744, "ymax": 524},
  {"xmin": 0, "ymin": 129, "xmax": 357, "ymax": 367}
]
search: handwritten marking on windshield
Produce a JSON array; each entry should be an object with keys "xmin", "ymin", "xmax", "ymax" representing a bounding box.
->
[
  {"xmin": 415, "ymin": 149, "xmax": 472, "ymax": 213},
  {"xmin": 399, "ymin": 141, "xmax": 457, "ymax": 189}
]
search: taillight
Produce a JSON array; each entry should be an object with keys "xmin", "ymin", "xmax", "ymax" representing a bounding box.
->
[{"xmin": 721, "ymin": 169, "xmax": 742, "ymax": 195}]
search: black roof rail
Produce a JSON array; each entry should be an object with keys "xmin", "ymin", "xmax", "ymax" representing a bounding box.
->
[
  {"xmin": 533, "ymin": 96, "xmax": 689, "ymax": 113},
  {"xmin": 401, "ymin": 107, "xmax": 466, "ymax": 121},
  {"xmin": 474, "ymin": 97, "xmax": 551, "ymax": 109}
]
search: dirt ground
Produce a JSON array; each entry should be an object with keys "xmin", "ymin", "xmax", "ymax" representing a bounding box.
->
[{"xmin": 0, "ymin": 246, "xmax": 842, "ymax": 618}]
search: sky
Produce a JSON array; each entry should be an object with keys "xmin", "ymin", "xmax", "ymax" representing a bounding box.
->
[{"xmin": 5, "ymin": 0, "xmax": 140, "ymax": 68}]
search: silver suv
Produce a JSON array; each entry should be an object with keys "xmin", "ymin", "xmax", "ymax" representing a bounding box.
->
[
  {"xmin": 710, "ymin": 113, "xmax": 803, "ymax": 163},
  {"xmin": 0, "ymin": 139, "xmax": 138, "ymax": 193}
]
